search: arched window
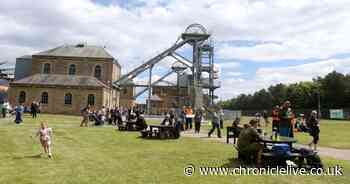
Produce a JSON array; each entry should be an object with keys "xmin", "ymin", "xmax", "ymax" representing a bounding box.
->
[
  {"xmin": 87, "ymin": 94, "xmax": 95, "ymax": 106},
  {"xmin": 68, "ymin": 64, "xmax": 76, "ymax": 75},
  {"xmin": 43, "ymin": 63, "xmax": 51, "ymax": 74},
  {"xmin": 94, "ymin": 65, "xmax": 102, "ymax": 79},
  {"xmin": 64, "ymin": 93, "xmax": 72, "ymax": 105},
  {"xmin": 41, "ymin": 92, "xmax": 48, "ymax": 104},
  {"xmin": 19, "ymin": 91, "xmax": 26, "ymax": 103}
]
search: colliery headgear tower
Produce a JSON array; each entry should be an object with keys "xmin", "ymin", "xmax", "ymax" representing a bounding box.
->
[{"xmin": 113, "ymin": 23, "xmax": 220, "ymax": 113}]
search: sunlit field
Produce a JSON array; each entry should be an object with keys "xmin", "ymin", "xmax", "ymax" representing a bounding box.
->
[{"xmin": 0, "ymin": 114, "xmax": 349, "ymax": 184}]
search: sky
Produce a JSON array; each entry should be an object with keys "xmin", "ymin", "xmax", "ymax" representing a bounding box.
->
[{"xmin": 1, "ymin": 0, "xmax": 350, "ymax": 102}]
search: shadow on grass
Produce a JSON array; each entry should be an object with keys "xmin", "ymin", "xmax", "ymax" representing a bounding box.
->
[
  {"xmin": 12, "ymin": 154, "xmax": 42, "ymax": 160},
  {"xmin": 220, "ymin": 157, "xmax": 243, "ymax": 168},
  {"xmin": 135, "ymin": 136, "xmax": 180, "ymax": 141}
]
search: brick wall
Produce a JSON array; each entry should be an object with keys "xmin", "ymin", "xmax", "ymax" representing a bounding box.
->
[
  {"xmin": 8, "ymin": 85, "xmax": 105, "ymax": 115},
  {"xmin": 31, "ymin": 55, "xmax": 119, "ymax": 86}
]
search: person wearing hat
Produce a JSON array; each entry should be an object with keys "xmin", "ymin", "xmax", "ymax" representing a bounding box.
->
[{"xmin": 308, "ymin": 110, "xmax": 320, "ymax": 151}]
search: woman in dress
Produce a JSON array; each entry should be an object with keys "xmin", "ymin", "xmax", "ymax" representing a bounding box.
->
[{"xmin": 36, "ymin": 122, "xmax": 53, "ymax": 158}]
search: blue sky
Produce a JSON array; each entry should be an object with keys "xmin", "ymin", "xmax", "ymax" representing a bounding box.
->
[{"xmin": 1, "ymin": 0, "xmax": 350, "ymax": 102}]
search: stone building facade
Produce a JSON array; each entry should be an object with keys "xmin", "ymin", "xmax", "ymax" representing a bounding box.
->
[
  {"xmin": 119, "ymin": 86, "xmax": 135, "ymax": 108},
  {"xmin": 9, "ymin": 44, "xmax": 121, "ymax": 114},
  {"xmin": 148, "ymin": 86, "xmax": 190, "ymax": 114}
]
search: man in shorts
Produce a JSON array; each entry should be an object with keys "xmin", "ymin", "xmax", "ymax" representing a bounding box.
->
[{"xmin": 80, "ymin": 105, "xmax": 91, "ymax": 127}]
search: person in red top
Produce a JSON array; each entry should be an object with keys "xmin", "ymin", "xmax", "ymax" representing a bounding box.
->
[{"xmin": 271, "ymin": 105, "xmax": 280, "ymax": 132}]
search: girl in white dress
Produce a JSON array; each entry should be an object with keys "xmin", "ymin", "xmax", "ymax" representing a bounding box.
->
[{"xmin": 36, "ymin": 122, "xmax": 53, "ymax": 158}]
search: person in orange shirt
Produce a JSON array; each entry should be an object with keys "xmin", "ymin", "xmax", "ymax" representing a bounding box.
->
[{"xmin": 185, "ymin": 106, "xmax": 193, "ymax": 130}]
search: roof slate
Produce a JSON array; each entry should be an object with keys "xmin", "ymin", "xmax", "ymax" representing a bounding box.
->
[
  {"xmin": 11, "ymin": 74, "xmax": 109, "ymax": 88},
  {"xmin": 34, "ymin": 44, "xmax": 114, "ymax": 59}
]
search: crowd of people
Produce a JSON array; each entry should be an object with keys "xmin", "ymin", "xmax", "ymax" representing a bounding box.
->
[
  {"xmin": 234, "ymin": 100, "xmax": 321, "ymax": 166},
  {"xmin": 7, "ymin": 98, "xmax": 322, "ymax": 162},
  {"xmin": 80, "ymin": 105, "xmax": 147, "ymax": 127}
]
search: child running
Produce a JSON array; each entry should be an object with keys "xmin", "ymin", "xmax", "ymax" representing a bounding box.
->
[{"xmin": 36, "ymin": 122, "xmax": 53, "ymax": 158}]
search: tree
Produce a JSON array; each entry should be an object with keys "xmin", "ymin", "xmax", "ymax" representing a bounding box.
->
[{"xmin": 219, "ymin": 71, "xmax": 349, "ymax": 110}]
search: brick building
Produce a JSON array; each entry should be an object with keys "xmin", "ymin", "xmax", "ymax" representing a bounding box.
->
[
  {"xmin": 9, "ymin": 44, "xmax": 121, "ymax": 114},
  {"xmin": 119, "ymin": 86, "xmax": 135, "ymax": 108}
]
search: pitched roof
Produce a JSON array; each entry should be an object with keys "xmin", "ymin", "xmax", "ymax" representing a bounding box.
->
[
  {"xmin": 11, "ymin": 74, "xmax": 109, "ymax": 88},
  {"xmin": 34, "ymin": 44, "xmax": 114, "ymax": 59}
]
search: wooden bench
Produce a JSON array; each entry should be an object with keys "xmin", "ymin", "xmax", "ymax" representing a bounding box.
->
[
  {"xmin": 226, "ymin": 126, "xmax": 241, "ymax": 144},
  {"xmin": 262, "ymin": 151, "xmax": 304, "ymax": 167},
  {"xmin": 117, "ymin": 121, "xmax": 141, "ymax": 131},
  {"xmin": 141, "ymin": 125, "xmax": 180, "ymax": 139}
]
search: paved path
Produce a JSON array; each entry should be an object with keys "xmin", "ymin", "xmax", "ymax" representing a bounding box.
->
[{"xmin": 181, "ymin": 130, "xmax": 350, "ymax": 161}]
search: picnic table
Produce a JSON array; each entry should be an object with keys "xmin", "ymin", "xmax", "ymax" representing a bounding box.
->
[
  {"xmin": 259, "ymin": 136, "xmax": 297, "ymax": 148},
  {"xmin": 226, "ymin": 126, "xmax": 242, "ymax": 144},
  {"xmin": 258, "ymin": 135, "xmax": 304, "ymax": 167},
  {"xmin": 141, "ymin": 125, "xmax": 179, "ymax": 139},
  {"xmin": 118, "ymin": 120, "xmax": 140, "ymax": 131}
]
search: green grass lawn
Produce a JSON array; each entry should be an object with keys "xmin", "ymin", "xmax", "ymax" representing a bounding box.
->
[
  {"xmin": 200, "ymin": 116, "xmax": 350, "ymax": 149},
  {"xmin": 0, "ymin": 114, "xmax": 349, "ymax": 184}
]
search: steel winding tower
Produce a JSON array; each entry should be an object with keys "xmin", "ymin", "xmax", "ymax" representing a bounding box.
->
[{"xmin": 113, "ymin": 24, "xmax": 219, "ymax": 113}]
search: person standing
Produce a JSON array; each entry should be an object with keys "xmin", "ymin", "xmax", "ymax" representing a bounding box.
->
[
  {"xmin": 208, "ymin": 109, "xmax": 221, "ymax": 138},
  {"xmin": 194, "ymin": 108, "xmax": 203, "ymax": 133},
  {"xmin": 185, "ymin": 106, "xmax": 193, "ymax": 130},
  {"xmin": 0, "ymin": 102, "xmax": 5, "ymax": 118},
  {"xmin": 116, "ymin": 108, "xmax": 123, "ymax": 126},
  {"xmin": 180, "ymin": 106, "xmax": 186, "ymax": 131},
  {"xmin": 308, "ymin": 110, "xmax": 320, "ymax": 151},
  {"xmin": 262, "ymin": 110, "xmax": 269, "ymax": 127},
  {"xmin": 278, "ymin": 101, "xmax": 292, "ymax": 137},
  {"xmin": 14, "ymin": 104, "xmax": 24, "ymax": 124},
  {"xmin": 30, "ymin": 101, "xmax": 38, "ymax": 119},
  {"xmin": 289, "ymin": 111, "xmax": 296, "ymax": 138},
  {"xmin": 219, "ymin": 109, "xmax": 224, "ymax": 129},
  {"xmin": 80, "ymin": 105, "xmax": 90, "ymax": 127},
  {"xmin": 255, "ymin": 112, "xmax": 261, "ymax": 126},
  {"xmin": 271, "ymin": 106, "xmax": 280, "ymax": 132}
]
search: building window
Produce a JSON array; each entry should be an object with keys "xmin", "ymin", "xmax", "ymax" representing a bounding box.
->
[
  {"xmin": 19, "ymin": 91, "xmax": 26, "ymax": 103},
  {"xmin": 68, "ymin": 64, "xmax": 76, "ymax": 75},
  {"xmin": 43, "ymin": 63, "xmax": 51, "ymax": 74},
  {"xmin": 41, "ymin": 92, "xmax": 48, "ymax": 104},
  {"xmin": 87, "ymin": 94, "xmax": 95, "ymax": 106},
  {"xmin": 64, "ymin": 93, "xmax": 72, "ymax": 105},
  {"xmin": 123, "ymin": 88, "xmax": 127, "ymax": 94},
  {"xmin": 94, "ymin": 65, "xmax": 102, "ymax": 79}
]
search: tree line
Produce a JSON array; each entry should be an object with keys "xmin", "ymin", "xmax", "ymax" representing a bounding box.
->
[{"xmin": 219, "ymin": 71, "xmax": 350, "ymax": 110}]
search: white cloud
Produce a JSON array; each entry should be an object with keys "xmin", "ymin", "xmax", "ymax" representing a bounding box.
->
[
  {"xmin": 217, "ymin": 58, "xmax": 350, "ymax": 100},
  {"xmin": 1, "ymin": 0, "xmax": 350, "ymax": 100},
  {"xmin": 2, "ymin": 0, "xmax": 350, "ymax": 64},
  {"xmin": 226, "ymin": 72, "xmax": 244, "ymax": 77}
]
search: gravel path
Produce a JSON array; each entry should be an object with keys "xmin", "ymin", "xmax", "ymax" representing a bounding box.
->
[{"xmin": 181, "ymin": 130, "xmax": 350, "ymax": 161}]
